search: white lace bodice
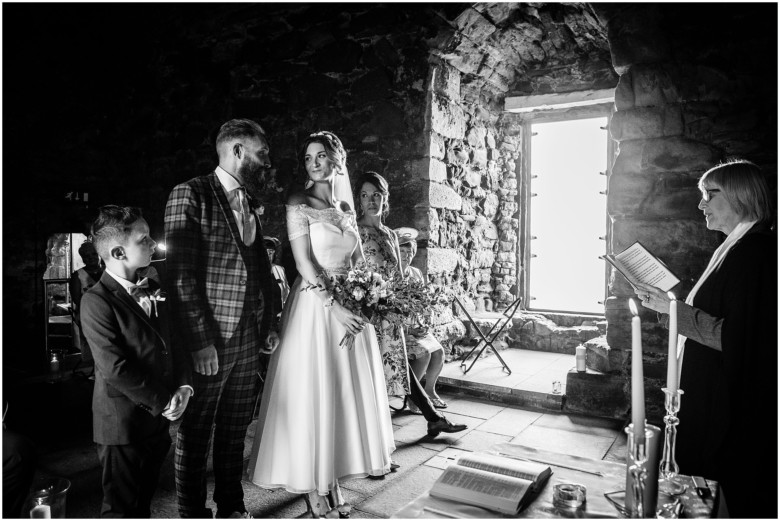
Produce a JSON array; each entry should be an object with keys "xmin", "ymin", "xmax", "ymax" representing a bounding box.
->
[{"xmin": 286, "ymin": 204, "xmax": 358, "ymax": 274}]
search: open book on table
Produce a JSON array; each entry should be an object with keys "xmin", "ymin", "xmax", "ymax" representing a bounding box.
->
[
  {"xmin": 429, "ymin": 452, "xmax": 552, "ymax": 515},
  {"xmin": 602, "ymin": 241, "xmax": 680, "ymax": 292}
]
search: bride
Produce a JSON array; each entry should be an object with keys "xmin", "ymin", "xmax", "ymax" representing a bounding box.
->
[{"xmin": 246, "ymin": 131, "xmax": 395, "ymax": 518}]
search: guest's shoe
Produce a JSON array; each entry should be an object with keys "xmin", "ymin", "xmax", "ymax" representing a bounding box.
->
[{"xmin": 427, "ymin": 417, "xmax": 467, "ymax": 438}]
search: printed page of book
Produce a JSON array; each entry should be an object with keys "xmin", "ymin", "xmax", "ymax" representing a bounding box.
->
[
  {"xmin": 613, "ymin": 242, "xmax": 680, "ymax": 292},
  {"xmin": 455, "ymin": 452, "xmax": 549, "ymax": 483},
  {"xmin": 430, "ymin": 465, "xmax": 531, "ymax": 515}
]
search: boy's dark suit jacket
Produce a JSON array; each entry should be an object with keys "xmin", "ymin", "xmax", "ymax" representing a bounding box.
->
[{"xmin": 81, "ymin": 271, "xmax": 191, "ymax": 445}]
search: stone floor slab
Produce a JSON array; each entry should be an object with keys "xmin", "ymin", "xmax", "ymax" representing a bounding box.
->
[
  {"xmin": 510, "ymin": 424, "xmax": 617, "ymax": 460},
  {"xmin": 533, "ymin": 410, "xmax": 625, "ymax": 438},
  {"xmin": 356, "ymin": 465, "xmax": 443, "ymax": 518},
  {"xmin": 438, "ymin": 396, "xmax": 505, "ymax": 420},
  {"xmin": 475, "ymin": 406, "xmax": 544, "ymax": 437},
  {"xmin": 450, "ymin": 429, "xmax": 513, "ymax": 453},
  {"xmin": 423, "ymin": 447, "xmax": 473, "ymax": 470}
]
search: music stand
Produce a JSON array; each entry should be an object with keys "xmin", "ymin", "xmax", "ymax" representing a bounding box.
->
[{"xmin": 454, "ymin": 296, "xmax": 522, "ymax": 375}]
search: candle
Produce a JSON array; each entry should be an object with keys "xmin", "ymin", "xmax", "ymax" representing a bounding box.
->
[
  {"xmin": 667, "ymin": 292, "xmax": 678, "ymax": 393},
  {"xmin": 629, "ymin": 299, "xmax": 645, "ymax": 440},
  {"xmin": 30, "ymin": 505, "xmax": 51, "ymax": 519}
]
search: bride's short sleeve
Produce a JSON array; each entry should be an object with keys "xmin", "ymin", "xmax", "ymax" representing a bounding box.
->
[{"xmin": 286, "ymin": 205, "xmax": 309, "ymax": 241}]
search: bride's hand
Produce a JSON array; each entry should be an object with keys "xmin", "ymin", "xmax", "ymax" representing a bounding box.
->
[{"xmin": 331, "ymin": 303, "xmax": 366, "ymax": 335}]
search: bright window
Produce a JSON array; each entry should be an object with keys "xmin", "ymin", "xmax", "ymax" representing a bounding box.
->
[{"xmin": 527, "ymin": 116, "xmax": 609, "ymax": 314}]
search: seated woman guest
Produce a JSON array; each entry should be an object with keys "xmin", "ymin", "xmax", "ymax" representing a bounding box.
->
[
  {"xmin": 396, "ymin": 227, "xmax": 447, "ymax": 410},
  {"xmin": 355, "ymin": 171, "xmax": 466, "ymax": 438},
  {"xmin": 635, "ymin": 159, "xmax": 776, "ymax": 518}
]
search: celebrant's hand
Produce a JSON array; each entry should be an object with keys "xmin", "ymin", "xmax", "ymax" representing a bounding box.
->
[
  {"xmin": 191, "ymin": 345, "xmax": 219, "ymax": 376},
  {"xmin": 634, "ymin": 282, "xmax": 670, "ymax": 314},
  {"xmin": 332, "ymin": 303, "xmax": 365, "ymax": 336}
]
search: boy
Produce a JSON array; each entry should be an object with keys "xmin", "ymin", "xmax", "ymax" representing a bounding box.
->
[{"xmin": 81, "ymin": 205, "xmax": 192, "ymax": 518}]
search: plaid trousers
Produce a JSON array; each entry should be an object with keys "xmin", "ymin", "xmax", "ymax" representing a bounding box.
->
[{"xmin": 174, "ymin": 311, "xmax": 260, "ymax": 518}]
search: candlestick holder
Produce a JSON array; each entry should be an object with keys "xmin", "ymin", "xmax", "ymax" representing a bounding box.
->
[
  {"xmin": 626, "ymin": 426, "xmax": 648, "ymax": 518},
  {"xmin": 658, "ymin": 387, "xmax": 686, "ymax": 495}
]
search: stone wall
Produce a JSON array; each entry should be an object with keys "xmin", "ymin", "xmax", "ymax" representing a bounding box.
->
[{"xmin": 593, "ymin": 4, "xmax": 777, "ymax": 420}]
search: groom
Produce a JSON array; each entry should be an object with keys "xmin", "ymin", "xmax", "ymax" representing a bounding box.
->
[{"xmin": 165, "ymin": 118, "xmax": 280, "ymax": 518}]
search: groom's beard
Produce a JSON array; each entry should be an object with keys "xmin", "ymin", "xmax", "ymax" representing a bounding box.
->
[{"xmin": 239, "ymin": 160, "xmax": 268, "ymax": 201}]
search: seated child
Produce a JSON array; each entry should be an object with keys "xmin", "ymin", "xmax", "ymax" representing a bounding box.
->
[
  {"xmin": 396, "ymin": 228, "xmax": 447, "ymax": 410},
  {"xmin": 80, "ymin": 205, "xmax": 192, "ymax": 518}
]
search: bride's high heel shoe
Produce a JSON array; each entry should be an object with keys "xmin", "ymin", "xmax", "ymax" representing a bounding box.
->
[
  {"xmin": 328, "ymin": 484, "xmax": 351, "ymax": 519},
  {"xmin": 302, "ymin": 491, "xmax": 345, "ymax": 519}
]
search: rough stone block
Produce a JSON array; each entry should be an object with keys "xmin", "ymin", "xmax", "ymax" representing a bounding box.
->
[
  {"xmin": 429, "ymin": 132, "xmax": 446, "ymax": 160},
  {"xmin": 610, "ymin": 106, "xmax": 683, "ymax": 141},
  {"xmin": 471, "ymin": 148, "xmax": 488, "ymax": 169},
  {"xmin": 630, "ymin": 64, "xmax": 680, "ymax": 107},
  {"xmin": 423, "ymin": 157, "xmax": 448, "ymax": 183},
  {"xmin": 614, "ymin": 70, "xmax": 635, "ymax": 111},
  {"xmin": 428, "ymin": 182, "xmax": 462, "ymax": 210},
  {"xmin": 429, "ymin": 93, "xmax": 466, "ymax": 139},
  {"xmin": 420, "ymin": 247, "xmax": 459, "ymax": 275},
  {"xmin": 564, "ymin": 369, "xmax": 630, "ymax": 420},
  {"xmin": 613, "ymin": 137, "xmax": 720, "ymax": 175},
  {"xmin": 454, "ymin": 7, "xmax": 497, "ymax": 42},
  {"xmin": 429, "ymin": 61, "xmax": 460, "ymax": 101},
  {"xmin": 604, "ymin": 297, "xmax": 668, "ymax": 354},
  {"xmin": 585, "ymin": 335, "xmax": 629, "ymax": 375},
  {"xmin": 607, "ymin": 171, "xmax": 703, "ymax": 219}
]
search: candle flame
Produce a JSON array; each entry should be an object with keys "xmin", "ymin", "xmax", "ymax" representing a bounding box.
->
[
  {"xmin": 628, "ymin": 298, "xmax": 639, "ymax": 316},
  {"xmin": 667, "ymin": 291, "xmax": 676, "ymax": 301}
]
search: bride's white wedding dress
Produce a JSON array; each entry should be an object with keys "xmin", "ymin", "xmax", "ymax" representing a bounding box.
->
[{"xmin": 246, "ymin": 204, "xmax": 395, "ymax": 495}]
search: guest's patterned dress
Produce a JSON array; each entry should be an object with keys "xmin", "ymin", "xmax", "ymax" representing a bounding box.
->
[{"xmin": 357, "ymin": 224, "xmax": 411, "ymax": 397}]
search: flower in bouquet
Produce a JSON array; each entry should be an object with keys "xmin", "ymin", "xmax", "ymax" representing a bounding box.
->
[{"xmin": 303, "ymin": 267, "xmax": 393, "ymax": 350}]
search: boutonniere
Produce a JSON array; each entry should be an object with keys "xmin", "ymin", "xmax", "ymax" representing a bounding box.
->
[
  {"xmin": 149, "ymin": 289, "xmax": 167, "ymax": 317},
  {"xmin": 252, "ymin": 204, "xmax": 265, "ymax": 217}
]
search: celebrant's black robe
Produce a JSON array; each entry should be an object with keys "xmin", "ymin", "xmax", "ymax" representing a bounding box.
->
[{"xmin": 676, "ymin": 222, "xmax": 777, "ymax": 518}]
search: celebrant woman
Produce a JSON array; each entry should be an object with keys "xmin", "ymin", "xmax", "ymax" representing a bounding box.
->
[
  {"xmin": 635, "ymin": 159, "xmax": 776, "ymax": 518},
  {"xmin": 246, "ymin": 132, "xmax": 395, "ymax": 518}
]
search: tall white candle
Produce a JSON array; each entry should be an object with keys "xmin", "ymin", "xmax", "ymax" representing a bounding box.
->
[
  {"xmin": 667, "ymin": 292, "xmax": 678, "ymax": 393},
  {"xmin": 629, "ymin": 299, "xmax": 645, "ymax": 440}
]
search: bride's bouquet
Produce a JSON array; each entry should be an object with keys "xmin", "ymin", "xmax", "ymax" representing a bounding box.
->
[{"xmin": 304, "ymin": 267, "xmax": 393, "ymax": 350}]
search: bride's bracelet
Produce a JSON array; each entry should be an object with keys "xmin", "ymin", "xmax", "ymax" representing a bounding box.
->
[{"xmin": 323, "ymin": 294, "xmax": 335, "ymax": 308}]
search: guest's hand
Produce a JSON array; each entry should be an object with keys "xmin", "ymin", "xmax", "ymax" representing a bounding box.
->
[
  {"xmin": 191, "ymin": 345, "xmax": 219, "ymax": 376},
  {"xmin": 163, "ymin": 387, "xmax": 193, "ymax": 421},
  {"xmin": 262, "ymin": 331, "xmax": 280, "ymax": 354},
  {"xmin": 332, "ymin": 303, "xmax": 365, "ymax": 336},
  {"xmin": 634, "ymin": 282, "xmax": 670, "ymax": 314}
]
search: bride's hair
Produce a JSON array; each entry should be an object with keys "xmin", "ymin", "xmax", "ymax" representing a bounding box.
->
[
  {"xmin": 354, "ymin": 171, "xmax": 390, "ymax": 221},
  {"xmin": 298, "ymin": 131, "xmax": 347, "ymax": 184}
]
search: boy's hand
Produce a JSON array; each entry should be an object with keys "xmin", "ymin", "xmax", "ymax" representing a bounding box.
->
[
  {"xmin": 163, "ymin": 387, "xmax": 193, "ymax": 421},
  {"xmin": 191, "ymin": 345, "xmax": 219, "ymax": 375}
]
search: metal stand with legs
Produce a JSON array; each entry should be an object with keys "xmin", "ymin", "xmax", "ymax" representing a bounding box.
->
[{"xmin": 454, "ymin": 296, "xmax": 522, "ymax": 375}]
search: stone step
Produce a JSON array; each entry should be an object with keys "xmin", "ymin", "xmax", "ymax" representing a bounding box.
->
[
  {"xmin": 436, "ymin": 349, "xmax": 573, "ymax": 414},
  {"xmin": 563, "ymin": 368, "xmax": 630, "ymax": 420},
  {"xmin": 455, "ymin": 311, "xmax": 605, "ymax": 356}
]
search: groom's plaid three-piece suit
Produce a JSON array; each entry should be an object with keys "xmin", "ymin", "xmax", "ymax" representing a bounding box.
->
[{"xmin": 164, "ymin": 171, "xmax": 278, "ymax": 518}]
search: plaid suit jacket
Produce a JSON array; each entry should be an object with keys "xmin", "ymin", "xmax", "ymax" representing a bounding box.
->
[{"xmin": 164, "ymin": 171, "xmax": 276, "ymax": 353}]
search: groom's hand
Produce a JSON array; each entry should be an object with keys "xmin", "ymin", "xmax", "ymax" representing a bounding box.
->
[
  {"xmin": 191, "ymin": 345, "xmax": 219, "ymax": 376},
  {"xmin": 261, "ymin": 331, "xmax": 280, "ymax": 354}
]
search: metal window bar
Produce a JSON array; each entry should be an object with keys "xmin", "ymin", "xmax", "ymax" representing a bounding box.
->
[{"xmin": 454, "ymin": 296, "xmax": 523, "ymax": 375}]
